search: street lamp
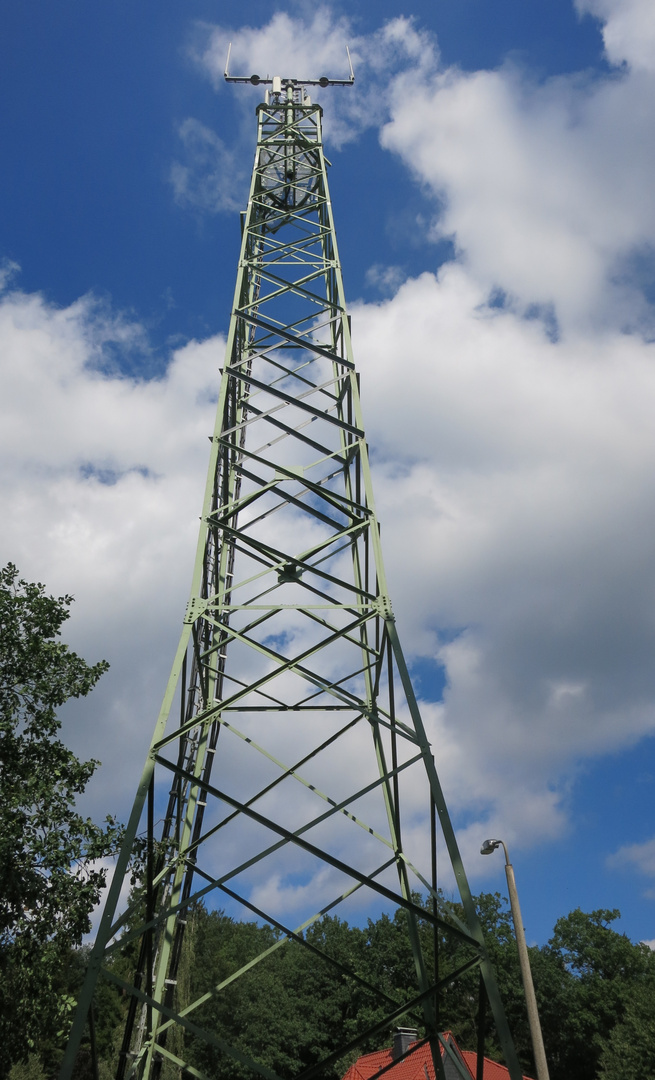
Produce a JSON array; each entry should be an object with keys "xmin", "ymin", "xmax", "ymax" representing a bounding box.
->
[{"xmin": 481, "ymin": 839, "xmax": 550, "ymax": 1080}]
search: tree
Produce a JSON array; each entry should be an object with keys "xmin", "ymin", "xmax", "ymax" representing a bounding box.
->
[
  {"xmin": 185, "ymin": 907, "xmax": 383, "ymax": 1080},
  {"xmin": 598, "ymin": 973, "xmax": 655, "ymax": 1080},
  {"xmin": 535, "ymin": 907, "xmax": 655, "ymax": 1080},
  {"xmin": 0, "ymin": 563, "xmax": 120, "ymax": 1078}
]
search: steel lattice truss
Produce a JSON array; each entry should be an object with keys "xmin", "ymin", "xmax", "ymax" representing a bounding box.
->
[{"xmin": 62, "ymin": 83, "xmax": 522, "ymax": 1080}]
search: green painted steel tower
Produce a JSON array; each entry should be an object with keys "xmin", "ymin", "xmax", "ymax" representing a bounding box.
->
[{"xmin": 62, "ymin": 69, "xmax": 523, "ymax": 1080}]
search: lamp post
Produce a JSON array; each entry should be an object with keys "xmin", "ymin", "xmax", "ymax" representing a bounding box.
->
[{"xmin": 480, "ymin": 839, "xmax": 550, "ymax": 1080}]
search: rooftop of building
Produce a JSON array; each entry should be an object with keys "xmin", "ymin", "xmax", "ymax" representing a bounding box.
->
[{"xmin": 340, "ymin": 1030, "xmax": 534, "ymax": 1080}]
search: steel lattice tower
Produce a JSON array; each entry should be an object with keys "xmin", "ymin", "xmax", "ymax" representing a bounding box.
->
[{"xmin": 62, "ymin": 72, "xmax": 522, "ymax": 1080}]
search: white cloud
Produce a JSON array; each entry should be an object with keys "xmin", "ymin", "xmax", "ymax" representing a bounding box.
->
[
  {"xmin": 0, "ymin": 258, "xmax": 20, "ymax": 292},
  {"xmin": 352, "ymin": 261, "xmax": 655, "ymax": 858},
  {"xmin": 249, "ymin": 867, "xmax": 339, "ymax": 918},
  {"xmin": 365, "ymin": 264, "xmax": 407, "ymax": 296},
  {"xmin": 608, "ymin": 837, "xmax": 655, "ymax": 877},
  {"xmin": 170, "ymin": 118, "xmax": 247, "ymax": 214},
  {"xmin": 0, "ymin": 279, "xmax": 223, "ymax": 810},
  {"xmin": 329, "ymin": 0, "xmax": 655, "ymax": 862},
  {"xmin": 577, "ymin": 0, "xmax": 655, "ymax": 71},
  {"xmin": 381, "ymin": 56, "xmax": 655, "ymax": 335}
]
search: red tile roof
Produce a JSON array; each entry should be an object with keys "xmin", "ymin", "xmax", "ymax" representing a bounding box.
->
[
  {"xmin": 342, "ymin": 1042, "xmax": 439, "ymax": 1080},
  {"xmin": 460, "ymin": 1050, "xmax": 531, "ymax": 1080},
  {"xmin": 340, "ymin": 1035, "xmax": 533, "ymax": 1080}
]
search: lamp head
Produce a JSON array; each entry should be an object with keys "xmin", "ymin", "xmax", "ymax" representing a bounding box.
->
[{"xmin": 480, "ymin": 838, "xmax": 502, "ymax": 856}]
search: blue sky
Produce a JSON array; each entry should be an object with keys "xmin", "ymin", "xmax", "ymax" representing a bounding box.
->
[{"xmin": 3, "ymin": 0, "xmax": 655, "ymax": 953}]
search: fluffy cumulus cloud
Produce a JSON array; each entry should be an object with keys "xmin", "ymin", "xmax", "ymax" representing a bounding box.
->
[
  {"xmin": 577, "ymin": 0, "xmax": 655, "ymax": 70},
  {"xmin": 0, "ymin": 272, "xmax": 223, "ymax": 810},
  {"xmin": 608, "ymin": 836, "xmax": 655, "ymax": 903},
  {"xmin": 333, "ymin": 0, "xmax": 655, "ymax": 863},
  {"xmin": 170, "ymin": 118, "xmax": 247, "ymax": 214},
  {"xmin": 382, "ymin": 35, "xmax": 655, "ymax": 335},
  {"xmin": 608, "ymin": 837, "xmax": 655, "ymax": 878},
  {"xmin": 344, "ymin": 0, "xmax": 655, "ymax": 864},
  {"xmin": 353, "ymin": 264, "xmax": 655, "ymax": 863}
]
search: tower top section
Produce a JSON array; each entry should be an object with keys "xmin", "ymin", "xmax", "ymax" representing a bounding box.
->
[{"xmin": 224, "ymin": 43, "xmax": 355, "ymax": 90}]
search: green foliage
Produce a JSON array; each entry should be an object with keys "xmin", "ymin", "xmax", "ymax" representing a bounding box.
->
[
  {"xmin": 7, "ymin": 1059, "xmax": 46, "ymax": 1080},
  {"xmin": 178, "ymin": 894, "xmax": 523, "ymax": 1080},
  {"xmin": 0, "ymin": 564, "xmax": 120, "ymax": 1078},
  {"xmin": 537, "ymin": 908, "xmax": 655, "ymax": 1080},
  {"xmin": 183, "ymin": 905, "xmax": 396, "ymax": 1080},
  {"xmin": 598, "ymin": 975, "xmax": 655, "ymax": 1079},
  {"xmin": 175, "ymin": 896, "xmax": 655, "ymax": 1080}
]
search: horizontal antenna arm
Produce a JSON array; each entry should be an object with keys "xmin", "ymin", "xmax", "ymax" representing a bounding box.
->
[{"xmin": 224, "ymin": 43, "xmax": 354, "ymax": 86}]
